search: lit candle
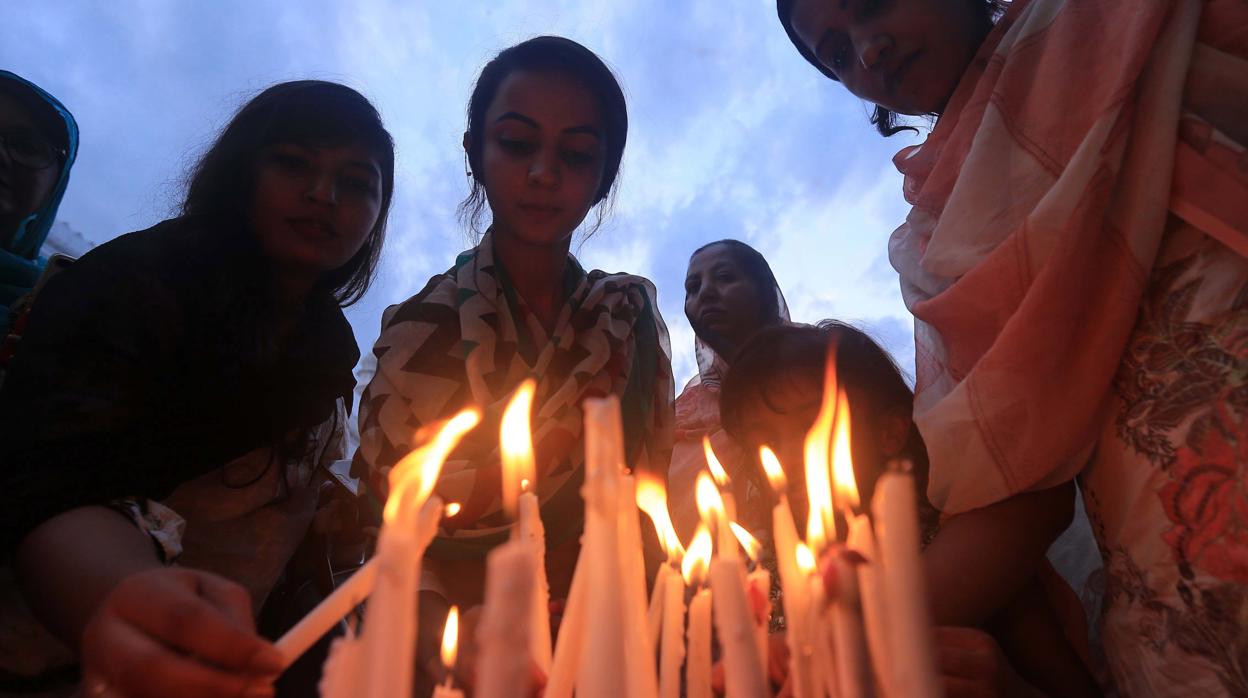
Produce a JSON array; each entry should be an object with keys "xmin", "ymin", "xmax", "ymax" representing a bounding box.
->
[
  {"xmin": 828, "ymin": 388, "xmax": 872, "ymax": 698},
  {"xmin": 433, "ymin": 606, "xmax": 465, "ymax": 698},
  {"xmin": 803, "ymin": 341, "xmax": 840, "ymax": 555},
  {"xmin": 619, "ymin": 473, "xmax": 660, "ymax": 698},
  {"xmin": 683, "ymin": 527, "xmax": 714, "ymax": 698},
  {"xmin": 696, "ymin": 470, "xmax": 736, "ymax": 561},
  {"xmin": 703, "ymin": 436, "xmax": 738, "ymax": 525},
  {"xmin": 759, "ymin": 446, "xmax": 817, "ymax": 698},
  {"xmin": 659, "ymin": 558, "xmax": 687, "ymax": 698},
  {"xmin": 544, "ymin": 551, "xmax": 587, "ymax": 698},
  {"xmin": 501, "ymin": 380, "xmax": 553, "ymax": 675},
  {"xmin": 576, "ymin": 397, "xmax": 630, "ymax": 697},
  {"xmin": 476, "ymin": 540, "xmax": 537, "ymax": 698},
  {"xmin": 797, "ymin": 543, "xmax": 832, "ymax": 698},
  {"xmin": 731, "ymin": 521, "xmax": 770, "ymax": 679},
  {"xmin": 637, "ymin": 475, "xmax": 687, "ymax": 698},
  {"xmin": 361, "ymin": 410, "xmax": 482, "ymax": 698},
  {"xmin": 847, "ymin": 514, "xmax": 890, "ymax": 696},
  {"xmin": 872, "ymin": 460, "xmax": 940, "ymax": 698},
  {"xmin": 701, "ymin": 480, "xmax": 767, "ymax": 697}
]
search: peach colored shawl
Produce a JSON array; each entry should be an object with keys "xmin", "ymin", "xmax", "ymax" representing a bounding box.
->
[{"xmin": 889, "ymin": 0, "xmax": 1248, "ymax": 513}]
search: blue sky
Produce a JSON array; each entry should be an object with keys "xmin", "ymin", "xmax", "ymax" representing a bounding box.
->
[{"xmin": 3, "ymin": 0, "xmax": 923, "ymax": 387}]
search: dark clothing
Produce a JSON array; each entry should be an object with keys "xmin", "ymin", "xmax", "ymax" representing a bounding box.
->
[{"xmin": 0, "ymin": 216, "xmax": 358, "ymax": 554}]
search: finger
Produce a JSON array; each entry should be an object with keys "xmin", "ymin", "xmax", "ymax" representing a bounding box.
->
[
  {"xmin": 111, "ymin": 572, "xmax": 282, "ymax": 675},
  {"xmin": 935, "ymin": 629, "xmax": 997, "ymax": 680},
  {"xmin": 88, "ymin": 611, "xmax": 274, "ymax": 698},
  {"xmin": 192, "ymin": 568, "xmax": 256, "ymax": 630}
]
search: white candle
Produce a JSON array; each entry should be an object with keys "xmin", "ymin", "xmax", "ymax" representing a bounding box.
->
[
  {"xmin": 847, "ymin": 514, "xmax": 890, "ymax": 696},
  {"xmin": 577, "ymin": 397, "xmax": 629, "ymax": 698},
  {"xmin": 709, "ymin": 557, "xmax": 769, "ymax": 698},
  {"xmin": 828, "ymin": 550, "xmax": 872, "ymax": 698},
  {"xmin": 872, "ymin": 464, "xmax": 940, "ymax": 698},
  {"xmin": 431, "ymin": 682, "xmax": 466, "ymax": 698},
  {"xmin": 433, "ymin": 605, "xmax": 466, "ymax": 698},
  {"xmin": 277, "ymin": 557, "xmax": 376, "ymax": 666},
  {"xmin": 619, "ymin": 474, "xmax": 660, "ymax": 698},
  {"xmin": 317, "ymin": 629, "xmax": 363, "ymax": 697},
  {"xmin": 476, "ymin": 540, "xmax": 537, "ymax": 698},
  {"xmin": 545, "ymin": 550, "xmax": 588, "ymax": 698},
  {"xmin": 648, "ymin": 563, "xmax": 672, "ymax": 650},
  {"xmin": 805, "ymin": 567, "xmax": 834, "ymax": 698},
  {"xmin": 686, "ymin": 586, "xmax": 713, "ymax": 698},
  {"xmin": 658, "ymin": 566, "xmax": 687, "ymax": 698},
  {"xmin": 517, "ymin": 489, "xmax": 552, "ymax": 674},
  {"xmin": 747, "ymin": 567, "xmax": 771, "ymax": 683}
]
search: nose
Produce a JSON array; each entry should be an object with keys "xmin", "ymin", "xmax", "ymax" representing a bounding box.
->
[
  {"xmin": 856, "ymin": 33, "xmax": 892, "ymax": 72},
  {"xmin": 528, "ymin": 150, "xmax": 559, "ymax": 188},
  {"xmin": 304, "ymin": 173, "xmax": 337, "ymax": 205}
]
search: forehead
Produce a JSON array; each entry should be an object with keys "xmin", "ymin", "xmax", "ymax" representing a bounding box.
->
[
  {"xmin": 0, "ymin": 91, "xmax": 39, "ymax": 131},
  {"xmin": 788, "ymin": 0, "xmax": 839, "ymax": 50},
  {"xmin": 271, "ymin": 141, "xmax": 382, "ymax": 172},
  {"xmin": 687, "ymin": 245, "xmax": 742, "ymax": 275},
  {"xmin": 485, "ymin": 69, "xmax": 603, "ymax": 132}
]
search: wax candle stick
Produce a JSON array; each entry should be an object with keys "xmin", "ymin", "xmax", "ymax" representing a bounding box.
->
[
  {"xmin": 683, "ymin": 527, "xmax": 714, "ymax": 698},
  {"xmin": 277, "ymin": 557, "xmax": 376, "ymax": 666},
  {"xmin": 747, "ymin": 567, "xmax": 771, "ymax": 682},
  {"xmin": 872, "ymin": 461, "xmax": 940, "ymax": 698},
  {"xmin": 577, "ymin": 397, "xmax": 629, "ymax": 698},
  {"xmin": 796, "ymin": 543, "xmax": 831, "ymax": 698},
  {"xmin": 476, "ymin": 540, "xmax": 537, "ymax": 698},
  {"xmin": 759, "ymin": 446, "xmax": 817, "ymax": 698},
  {"xmin": 637, "ymin": 475, "xmax": 685, "ymax": 653},
  {"xmin": 827, "ymin": 550, "xmax": 872, "ymax": 698},
  {"xmin": 517, "ymin": 489, "xmax": 552, "ymax": 673},
  {"xmin": 710, "ymin": 557, "xmax": 769, "ymax": 698},
  {"xmin": 620, "ymin": 473, "xmax": 660, "ymax": 698},
  {"xmin": 317, "ymin": 627, "xmax": 362, "ymax": 698},
  {"xmin": 648, "ymin": 563, "xmax": 672, "ymax": 649},
  {"xmin": 847, "ymin": 515, "xmax": 891, "ymax": 696},
  {"xmin": 658, "ymin": 563, "xmax": 687, "ymax": 698},
  {"xmin": 433, "ymin": 606, "xmax": 466, "ymax": 698},
  {"xmin": 545, "ymin": 549, "xmax": 588, "ymax": 698}
]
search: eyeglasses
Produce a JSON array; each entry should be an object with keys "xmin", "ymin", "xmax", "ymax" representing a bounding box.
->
[{"xmin": 0, "ymin": 131, "xmax": 66, "ymax": 170}]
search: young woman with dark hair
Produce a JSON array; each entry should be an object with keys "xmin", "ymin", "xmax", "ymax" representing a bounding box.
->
[
  {"xmin": 776, "ymin": 0, "xmax": 1248, "ymax": 691},
  {"xmin": 0, "ymin": 79, "xmax": 394, "ymax": 698},
  {"xmin": 354, "ymin": 36, "xmax": 673, "ymax": 692}
]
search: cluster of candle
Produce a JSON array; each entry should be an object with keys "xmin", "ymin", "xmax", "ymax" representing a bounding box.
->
[{"xmin": 276, "ymin": 345, "xmax": 940, "ymax": 697}]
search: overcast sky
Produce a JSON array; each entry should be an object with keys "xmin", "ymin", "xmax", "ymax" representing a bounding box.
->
[{"xmin": 3, "ymin": 0, "xmax": 923, "ymax": 387}]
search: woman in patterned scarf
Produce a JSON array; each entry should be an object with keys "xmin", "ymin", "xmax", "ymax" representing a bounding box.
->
[{"xmin": 354, "ymin": 36, "xmax": 674, "ymax": 690}]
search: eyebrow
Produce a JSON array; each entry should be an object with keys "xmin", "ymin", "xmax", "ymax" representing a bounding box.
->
[
  {"xmin": 495, "ymin": 111, "xmax": 602, "ymax": 139},
  {"xmin": 344, "ymin": 160, "xmax": 382, "ymax": 177}
]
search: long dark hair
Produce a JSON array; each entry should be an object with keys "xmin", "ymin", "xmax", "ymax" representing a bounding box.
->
[
  {"xmin": 689, "ymin": 239, "xmax": 785, "ymax": 327},
  {"xmin": 458, "ymin": 36, "xmax": 628, "ymax": 236},
  {"xmin": 774, "ymin": 0, "xmax": 1001, "ymax": 137},
  {"xmin": 182, "ymin": 80, "xmax": 395, "ymax": 306}
]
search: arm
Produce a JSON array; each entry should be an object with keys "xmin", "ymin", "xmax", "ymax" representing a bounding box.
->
[{"xmin": 923, "ymin": 482, "xmax": 1075, "ymax": 626}]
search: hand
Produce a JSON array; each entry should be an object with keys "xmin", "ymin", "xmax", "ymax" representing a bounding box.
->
[
  {"xmin": 936, "ymin": 626, "xmax": 1043, "ymax": 698},
  {"xmin": 80, "ymin": 568, "xmax": 284, "ymax": 698}
]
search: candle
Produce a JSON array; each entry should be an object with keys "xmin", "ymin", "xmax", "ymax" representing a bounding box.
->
[
  {"xmin": 683, "ymin": 527, "xmax": 714, "ymax": 698},
  {"xmin": 659, "ymin": 560, "xmax": 687, "ymax": 698},
  {"xmin": 620, "ymin": 473, "xmax": 660, "ymax": 698},
  {"xmin": 730, "ymin": 521, "xmax": 771, "ymax": 676},
  {"xmin": 576, "ymin": 397, "xmax": 630, "ymax": 697},
  {"xmin": 636, "ymin": 474, "xmax": 686, "ymax": 651},
  {"xmin": 501, "ymin": 380, "xmax": 553, "ymax": 674},
  {"xmin": 647, "ymin": 563, "xmax": 672, "ymax": 649},
  {"xmin": 872, "ymin": 460, "xmax": 940, "ymax": 698},
  {"xmin": 710, "ymin": 555, "xmax": 769, "ymax": 698},
  {"xmin": 358, "ymin": 410, "xmax": 480, "ymax": 698},
  {"xmin": 544, "ymin": 551, "xmax": 587, "ymax": 698},
  {"xmin": 277, "ymin": 556, "xmax": 377, "ymax": 665},
  {"xmin": 847, "ymin": 515, "xmax": 890, "ymax": 696},
  {"xmin": 797, "ymin": 543, "xmax": 832, "ymax": 698},
  {"xmin": 433, "ymin": 606, "xmax": 466, "ymax": 698},
  {"xmin": 476, "ymin": 540, "xmax": 537, "ymax": 698},
  {"xmin": 317, "ymin": 628, "xmax": 362, "ymax": 697},
  {"xmin": 759, "ymin": 446, "xmax": 816, "ymax": 698},
  {"xmin": 827, "ymin": 387, "xmax": 872, "ymax": 698}
]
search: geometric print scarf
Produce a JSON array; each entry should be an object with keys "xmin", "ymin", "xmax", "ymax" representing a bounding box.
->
[{"xmin": 355, "ymin": 231, "xmax": 674, "ymax": 557}]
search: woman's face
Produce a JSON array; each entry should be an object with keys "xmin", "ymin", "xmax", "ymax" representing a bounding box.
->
[
  {"xmin": 476, "ymin": 69, "xmax": 607, "ymax": 248},
  {"xmin": 787, "ymin": 0, "xmax": 988, "ymax": 115},
  {"xmin": 248, "ymin": 142, "xmax": 383, "ymax": 285},
  {"xmin": 684, "ymin": 245, "xmax": 768, "ymax": 357},
  {"xmin": 0, "ymin": 91, "xmax": 60, "ymax": 236}
]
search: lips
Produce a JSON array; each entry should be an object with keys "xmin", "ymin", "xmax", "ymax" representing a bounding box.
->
[{"xmin": 287, "ymin": 218, "xmax": 336, "ymax": 240}]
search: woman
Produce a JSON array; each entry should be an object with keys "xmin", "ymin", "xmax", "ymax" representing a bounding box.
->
[
  {"xmin": 670, "ymin": 239, "xmax": 788, "ymax": 539},
  {"xmin": 777, "ymin": 0, "xmax": 1248, "ymax": 692},
  {"xmin": 353, "ymin": 36, "xmax": 674, "ymax": 690},
  {"xmin": 0, "ymin": 80, "xmax": 394, "ymax": 698}
]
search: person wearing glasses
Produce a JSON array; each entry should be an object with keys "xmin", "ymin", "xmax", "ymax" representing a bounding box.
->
[{"xmin": 0, "ymin": 71, "xmax": 78, "ymax": 338}]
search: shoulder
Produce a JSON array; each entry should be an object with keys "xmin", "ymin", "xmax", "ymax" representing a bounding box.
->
[{"xmin": 378, "ymin": 265, "xmax": 460, "ymax": 333}]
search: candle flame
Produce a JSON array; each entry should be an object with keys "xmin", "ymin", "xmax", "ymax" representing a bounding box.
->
[
  {"xmin": 500, "ymin": 379, "xmax": 538, "ymax": 520},
  {"xmin": 444, "ymin": 502, "xmax": 462, "ymax": 518},
  {"xmin": 703, "ymin": 436, "xmax": 731, "ymax": 487},
  {"xmin": 682, "ymin": 524, "xmax": 713, "ymax": 586},
  {"xmin": 729, "ymin": 521, "xmax": 762, "ymax": 563},
  {"xmin": 385, "ymin": 408, "xmax": 482, "ymax": 524},
  {"xmin": 795, "ymin": 541, "xmax": 816, "ymax": 575},
  {"xmin": 695, "ymin": 470, "xmax": 725, "ymax": 537},
  {"xmin": 803, "ymin": 343, "xmax": 839, "ymax": 553},
  {"xmin": 440, "ymin": 605, "xmax": 459, "ymax": 670},
  {"xmin": 636, "ymin": 473, "xmax": 685, "ymax": 562},
  {"xmin": 831, "ymin": 387, "xmax": 860, "ymax": 510},
  {"xmin": 759, "ymin": 445, "xmax": 787, "ymax": 495}
]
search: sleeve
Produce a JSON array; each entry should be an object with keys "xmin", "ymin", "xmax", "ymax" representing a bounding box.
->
[{"xmin": 0, "ymin": 243, "xmax": 252, "ymax": 553}]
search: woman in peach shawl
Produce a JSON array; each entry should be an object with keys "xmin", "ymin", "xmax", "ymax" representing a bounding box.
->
[{"xmin": 778, "ymin": 0, "xmax": 1248, "ymax": 693}]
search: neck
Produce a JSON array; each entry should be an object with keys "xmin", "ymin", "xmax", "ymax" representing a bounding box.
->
[
  {"xmin": 268, "ymin": 270, "xmax": 316, "ymax": 325},
  {"xmin": 491, "ymin": 228, "xmax": 571, "ymax": 331}
]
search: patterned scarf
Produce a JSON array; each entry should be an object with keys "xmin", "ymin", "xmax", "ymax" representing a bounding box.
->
[{"xmin": 355, "ymin": 232, "xmax": 673, "ymax": 558}]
